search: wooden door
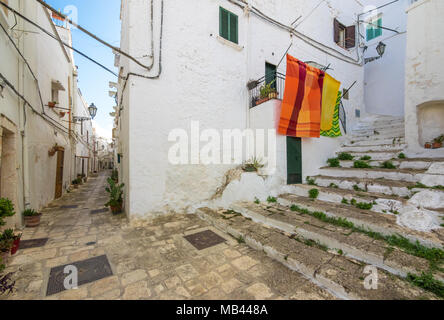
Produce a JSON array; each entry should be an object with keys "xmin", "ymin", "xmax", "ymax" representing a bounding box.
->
[
  {"xmin": 287, "ymin": 137, "xmax": 302, "ymax": 184},
  {"xmin": 55, "ymin": 150, "xmax": 64, "ymax": 199}
]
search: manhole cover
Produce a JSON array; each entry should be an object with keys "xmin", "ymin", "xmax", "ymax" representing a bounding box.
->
[
  {"xmin": 20, "ymin": 238, "xmax": 49, "ymax": 249},
  {"xmin": 46, "ymin": 255, "xmax": 113, "ymax": 296},
  {"xmin": 60, "ymin": 205, "xmax": 79, "ymax": 209},
  {"xmin": 184, "ymin": 230, "xmax": 227, "ymax": 250},
  {"xmin": 90, "ymin": 208, "xmax": 108, "ymax": 215}
]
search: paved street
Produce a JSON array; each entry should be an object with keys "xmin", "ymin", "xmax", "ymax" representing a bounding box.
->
[{"xmin": 3, "ymin": 172, "xmax": 334, "ymax": 300}]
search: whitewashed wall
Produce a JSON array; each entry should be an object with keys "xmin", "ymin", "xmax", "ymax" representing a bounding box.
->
[
  {"xmin": 404, "ymin": 0, "xmax": 444, "ymax": 157},
  {"xmin": 117, "ymin": 0, "xmax": 365, "ymax": 219},
  {"xmin": 362, "ymin": 0, "xmax": 409, "ymax": 116}
]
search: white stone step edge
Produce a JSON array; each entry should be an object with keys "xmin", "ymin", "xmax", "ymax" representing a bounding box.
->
[
  {"xmin": 318, "ymin": 168, "xmax": 421, "ymax": 183},
  {"xmin": 342, "ymin": 138, "xmax": 405, "ymax": 147},
  {"xmin": 276, "ymin": 197, "xmax": 442, "ymax": 249},
  {"xmin": 337, "ymin": 160, "xmax": 435, "ymax": 170},
  {"xmin": 339, "ymin": 145, "xmax": 407, "ymax": 153},
  {"xmin": 229, "ymin": 203, "xmax": 434, "ymax": 280}
]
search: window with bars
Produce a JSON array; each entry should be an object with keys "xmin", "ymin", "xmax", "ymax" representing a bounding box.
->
[{"xmin": 219, "ymin": 7, "xmax": 238, "ymax": 44}]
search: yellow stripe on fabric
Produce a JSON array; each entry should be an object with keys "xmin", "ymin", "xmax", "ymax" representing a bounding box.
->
[{"xmin": 320, "ymin": 73, "xmax": 341, "ymax": 132}]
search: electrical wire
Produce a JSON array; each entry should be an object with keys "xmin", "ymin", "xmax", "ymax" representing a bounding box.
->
[{"xmin": 0, "ymin": 1, "xmax": 120, "ymax": 78}]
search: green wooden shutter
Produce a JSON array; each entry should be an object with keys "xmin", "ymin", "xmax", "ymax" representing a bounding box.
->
[
  {"xmin": 229, "ymin": 12, "xmax": 238, "ymax": 44},
  {"xmin": 375, "ymin": 18, "xmax": 383, "ymax": 37},
  {"xmin": 366, "ymin": 24, "xmax": 374, "ymax": 41},
  {"xmin": 219, "ymin": 7, "xmax": 229, "ymax": 40}
]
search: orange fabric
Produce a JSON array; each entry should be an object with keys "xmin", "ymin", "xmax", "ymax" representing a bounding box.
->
[{"xmin": 278, "ymin": 55, "xmax": 325, "ymax": 138}]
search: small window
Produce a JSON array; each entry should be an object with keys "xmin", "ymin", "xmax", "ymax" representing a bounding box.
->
[
  {"xmin": 366, "ymin": 16, "xmax": 382, "ymax": 41},
  {"xmin": 219, "ymin": 7, "xmax": 238, "ymax": 44},
  {"xmin": 51, "ymin": 88, "xmax": 59, "ymax": 103},
  {"xmin": 334, "ymin": 19, "xmax": 355, "ymax": 49}
]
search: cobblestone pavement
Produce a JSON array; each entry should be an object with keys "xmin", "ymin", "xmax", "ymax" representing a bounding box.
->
[{"xmin": 2, "ymin": 172, "xmax": 335, "ymax": 300}]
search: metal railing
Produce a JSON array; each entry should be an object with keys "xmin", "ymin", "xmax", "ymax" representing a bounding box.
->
[{"xmin": 248, "ymin": 72, "xmax": 286, "ymax": 109}]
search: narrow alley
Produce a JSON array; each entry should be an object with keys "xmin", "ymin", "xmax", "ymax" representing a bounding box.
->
[{"xmin": 3, "ymin": 172, "xmax": 334, "ymax": 300}]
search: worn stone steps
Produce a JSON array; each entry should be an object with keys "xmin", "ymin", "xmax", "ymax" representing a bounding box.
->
[
  {"xmin": 338, "ymin": 159, "xmax": 444, "ymax": 170},
  {"xmin": 229, "ymin": 202, "xmax": 440, "ymax": 281},
  {"xmin": 351, "ymin": 128, "xmax": 405, "ymax": 139},
  {"xmin": 196, "ymin": 207, "xmax": 438, "ymax": 300},
  {"xmin": 339, "ymin": 144, "xmax": 407, "ymax": 153},
  {"xmin": 336, "ymin": 150, "xmax": 403, "ymax": 161},
  {"xmin": 343, "ymin": 137, "xmax": 405, "ymax": 147},
  {"xmin": 277, "ymin": 194, "xmax": 444, "ymax": 248}
]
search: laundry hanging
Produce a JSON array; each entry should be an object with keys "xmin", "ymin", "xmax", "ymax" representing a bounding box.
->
[
  {"xmin": 278, "ymin": 55, "xmax": 325, "ymax": 138},
  {"xmin": 320, "ymin": 73, "xmax": 341, "ymax": 131},
  {"xmin": 321, "ymin": 91, "xmax": 342, "ymax": 137}
]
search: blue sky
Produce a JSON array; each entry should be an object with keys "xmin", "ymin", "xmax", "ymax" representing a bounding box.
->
[{"xmin": 47, "ymin": 0, "xmax": 121, "ymax": 139}]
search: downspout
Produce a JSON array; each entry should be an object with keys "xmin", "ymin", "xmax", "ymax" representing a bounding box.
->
[{"xmin": 19, "ymin": 0, "xmax": 30, "ymax": 225}]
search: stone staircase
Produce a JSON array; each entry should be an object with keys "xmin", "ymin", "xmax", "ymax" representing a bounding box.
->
[{"xmin": 197, "ymin": 115, "xmax": 444, "ymax": 300}]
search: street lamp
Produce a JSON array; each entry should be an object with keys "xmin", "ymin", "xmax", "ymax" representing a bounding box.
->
[
  {"xmin": 88, "ymin": 103, "xmax": 98, "ymax": 120},
  {"xmin": 364, "ymin": 41, "xmax": 387, "ymax": 64}
]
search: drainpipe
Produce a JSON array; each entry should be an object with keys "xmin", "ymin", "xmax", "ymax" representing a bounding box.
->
[{"xmin": 18, "ymin": 0, "xmax": 30, "ymax": 227}]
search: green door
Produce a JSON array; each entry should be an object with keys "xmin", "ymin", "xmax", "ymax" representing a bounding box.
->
[
  {"xmin": 287, "ymin": 137, "xmax": 302, "ymax": 184},
  {"xmin": 265, "ymin": 62, "xmax": 277, "ymax": 89}
]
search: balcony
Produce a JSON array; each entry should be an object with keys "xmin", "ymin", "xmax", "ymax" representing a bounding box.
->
[{"xmin": 248, "ymin": 72, "xmax": 286, "ymax": 109}]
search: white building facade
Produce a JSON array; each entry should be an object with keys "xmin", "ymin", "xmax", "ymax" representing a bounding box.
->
[{"xmin": 115, "ymin": 0, "xmax": 372, "ymax": 220}]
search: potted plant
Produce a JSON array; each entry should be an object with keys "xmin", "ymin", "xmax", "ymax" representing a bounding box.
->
[
  {"xmin": 10, "ymin": 232, "xmax": 22, "ymax": 256},
  {"xmin": 0, "ymin": 198, "xmax": 15, "ymax": 227},
  {"xmin": 1, "ymin": 230, "xmax": 21, "ymax": 256},
  {"xmin": 111, "ymin": 170, "xmax": 118, "ymax": 183},
  {"xmin": 256, "ymin": 80, "xmax": 276, "ymax": 106},
  {"xmin": 59, "ymin": 111, "xmax": 66, "ymax": 118},
  {"xmin": 0, "ymin": 236, "xmax": 13, "ymax": 266},
  {"xmin": 425, "ymin": 142, "xmax": 432, "ymax": 149},
  {"xmin": 105, "ymin": 178, "xmax": 125, "ymax": 215},
  {"xmin": 48, "ymin": 101, "xmax": 58, "ymax": 108},
  {"xmin": 23, "ymin": 209, "xmax": 42, "ymax": 228},
  {"xmin": 72, "ymin": 179, "xmax": 79, "ymax": 189},
  {"xmin": 432, "ymin": 135, "xmax": 444, "ymax": 149}
]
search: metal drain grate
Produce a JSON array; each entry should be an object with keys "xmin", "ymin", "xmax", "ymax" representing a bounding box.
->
[
  {"xmin": 60, "ymin": 205, "xmax": 79, "ymax": 209},
  {"xmin": 20, "ymin": 238, "xmax": 49, "ymax": 249},
  {"xmin": 90, "ymin": 208, "xmax": 108, "ymax": 215},
  {"xmin": 46, "ymin": 255, "xmax": 113, "ymax": 296},
  {"xmin": 184, "ymin": 230, "xmax": 227, "ymax": 250}
]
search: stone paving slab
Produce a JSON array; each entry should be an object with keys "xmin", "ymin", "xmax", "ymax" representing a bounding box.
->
[{"xmin": 1, "ymin": 172, "xmax": 334, "ymax": 300}]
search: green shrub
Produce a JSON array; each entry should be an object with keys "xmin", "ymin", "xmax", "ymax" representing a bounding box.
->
[
  {"xmin": 381, "ymin": 161, "xmax": 396, "ymax": 169},
  {"xmin": 356, "ymin": 202, "xmax": 373, "ymax": 210},
  {"xmin": 353, "ymin": 185, "xmax": 366, "ymax": 192},
  {"xmin": 398, "ymin": 153, "xmax": 406, "ymax": 159},
  {"xmin": 407, "ymin": 273, "xmax": 444, "ymax": 298},
  {"xmin": 341, "ymin": 198, "xmax": 349, "ymax": 204},
  {"xmin": 267, "ymin": 196, "xmax": 277, "ymax": 203},
  {"xmin": 309, "ymin": 189, "xmax": 319, "ymax": 199},
  {"xmin": 360, "ymin": 156, "xmax": 372, "ymax": 161},
  {"xmin": 254, "ymin": 197, "xmax": 260, "ymax": 204},
  {"xmin": 306, "ymin": 177, "xmax": 317, "ymax": 186},
  {"xmin": 0, "ymin": 198, "xmax": 15, "ymax": 226},
  {"xmin": 354, "ymin": 160, "xmax": 372, "ymax": 169},
  {"xmin": 329, "ymin": 183, "xmax": 339, "ymax": 188},
  {"xmin": 105, "ymin": 178, "xmax": 125, "ymax": 208},
  {"xmin": 338, "ymin": 152, "xmax": 354, "ymax": 161},
  {"xmin": 327, "ymin": 158, "xmax": 340, "ymax": 168}
]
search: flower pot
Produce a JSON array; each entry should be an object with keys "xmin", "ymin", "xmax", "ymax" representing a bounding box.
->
[
  {"xmin": 425, "ymin": 143, "xmax": 432, "ymax": 149},
  {"xmin": 255, "ymin": 97, "xmax": 270, "ymax": 106},
  {"xmin": 24, "ymin": 214, "xmax": 42, "ymax": 228},
  {"xmin": 10, "ymin": 239, "xmax": 20, "ymax": 255},
  {"xmin": 110, "ymin": 205, "xmax": 122, "ymax": 215},
  {"xmin": 48, "ymin": 101, "xmax": 57, "ymax": 108},
  {"xmin": 59, "ymin": 112, "xmax": 66, "ymax": 118},
  {"xmin": 432, "ymin": 142, "xmax": 442, "ymax": 149},
  {"xmin": 268, "ymin": 92, "xmax": 278, "ymax": 99},
  {"xmin": 73, "ymin": 184, "xmax": 79, "ymax": 189}
]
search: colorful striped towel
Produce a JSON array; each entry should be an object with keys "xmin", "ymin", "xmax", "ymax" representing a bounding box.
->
[
  {"xmin": 278, "ymin": 55, "xmax": 325, "ymax": 138},
  {"xmin": 320, "ymin": 91, "xmax": 342, "ymax": 137},
  {"xmin": 321, "ymin": 73, "xmax": 341, "ymax": 131}
]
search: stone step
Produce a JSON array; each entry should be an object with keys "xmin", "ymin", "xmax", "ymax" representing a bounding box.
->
[
  {"xmin": 318, "ymin": 167, "xmax": 427, "ymax": 184},
  {"xmin": 337, "ymin": 158, "xmax": 444, "ymax": 170},
  {"xmin": 285, "ymin": 183, "xmax": 444, "ymax": 214},
  {"xmin": 229, "ymin": 202, "xmax": 441, "ymax": 281},
  {"xmin": 337, "ymin": 150, "xmax": 403, "ymax": 161},
  {"xmin": 351, "ymin": 130, "xmax": 406, "ymax": 140},
  {"xmin": 339, "ymin": 144, "xmax": 406, "ymax": 153},
  {"xmin": 277, "ymin": 194, "xmax": 444, "ymax": 249},
  {"xmin": 196, "ymin": 207, "xmax": 438, "ymax": 300},
  {"xmin": 342, "ymin": 138, "xmax": 405, "ymax": 147}
]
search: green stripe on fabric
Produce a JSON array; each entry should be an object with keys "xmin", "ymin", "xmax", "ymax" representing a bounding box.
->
[{"xmin": 320, "ymin": 91, "xmax": 342, "ymax": 137}]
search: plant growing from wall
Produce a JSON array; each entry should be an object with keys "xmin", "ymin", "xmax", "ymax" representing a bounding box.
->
[
  {"xmin": 0, "ymin": 198, "xmax": 15, "ymax": 227},
  {"xmin": 105, "ymin": 178, "xmax": 125, "ymax": 215},
  {"xmin": 306, "ymin": 177, "xmax": 317, "ymax": 186},
  {"xmin": 353, "ymin": 160, "xmax": 372, "ymax": 169},
  {"xmin": 309, "ymin": 189, "xmax": 319, "ymax": 199},
  {"xmin": 356, "ymin": 202, "xmax": 373, "ymax": 210},
  {"xmin": 398, "ymin": 153, "xmax": 406, "ymax": 159},
  {"xmin": 267, "ymin": 196, "xmax": 277, "ymax": 203},
  {"xmin": 337, "ymin": 152, "xmax": 354, "ymax": 161},
  {"xmin": 243, "ymin": 157, "xmax": 265, "ymax": 172},
  {"xmin": 360, "ymin": 156, "xmax": 372, "ymax": 161},
  {"xmin": 381, "ymin": 161, "xmax": 396, "ymax": 169},
  {"xmin": 327, "ymin": 158, "xmax": 340, "ymax": 168}
]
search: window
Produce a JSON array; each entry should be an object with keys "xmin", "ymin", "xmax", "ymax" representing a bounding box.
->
[
  {"xmin": 219, "ymin": 7, "xmax": 238, "ymax": 44},
  {"xmin": 366, "ymin": 16, "xmax": 382, "ymax": 41},
  {"xmin": 334, "ymin": 19, "xmax": 355, "ymax": 49},
  {"xmin": 265, "ymin": 63, "xmax": 277, "ymax": 89},
  {"xmin": 51, "ymin": 88, "xmax": 59, "ymax": 104}
]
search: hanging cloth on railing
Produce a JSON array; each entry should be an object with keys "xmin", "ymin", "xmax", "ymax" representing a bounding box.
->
[
  {"xmin": 321, "ymin": 91, "xmax": 342, "ymax": 137},
  {"xmin": 320, "ymin": 73, "xmax": 341, "ymax": 131},
  {"xmin": 278, "ymin": 55, "xmax": 325, "ymax": 138}
]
